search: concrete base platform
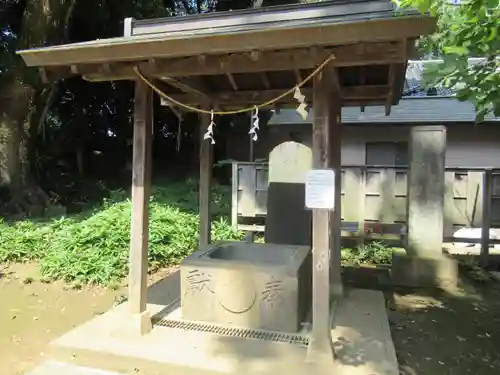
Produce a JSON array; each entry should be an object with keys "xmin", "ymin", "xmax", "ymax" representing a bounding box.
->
[
  {"xmin": 25, "ymin": 273, "xmax": 398, "ymax": 375},
  {"xmin": 490, "ymin": 271, "xmax": 500, "ymax": 283},
  {"xmin": 392, "ymin": 249, "xmax": 458, "ymax": 288},
  {"xmin": 26, "ymin": 361, "xmax": 123, "ymax": 375}
]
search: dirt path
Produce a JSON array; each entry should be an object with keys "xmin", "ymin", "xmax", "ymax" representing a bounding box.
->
[
  {"xmin": 3, "ymin": 263, "xmax": 500, "ymax": 375},
  {"xmin": 390, "ymin": 283, "xmax": 500, "ymax": 375},
  {"xmin": 344, "ymin": 266, "xmax": 500, "ymax": 375},
  {"xmin": 0, "ymin": 263, "xmax": 122, "ymax": 375}
]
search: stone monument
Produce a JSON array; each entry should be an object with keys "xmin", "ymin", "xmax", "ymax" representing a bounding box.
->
[
  {"xmin": 265, "ymin": 141, "xmax": 313, "ymax": 246},
  {"xmin": 392, "ymin": 126, "xmax": 458, "ymax": 288},
  {"xmin": 180, "ymin": 141, "xmax": 314, "ymax": 332}
]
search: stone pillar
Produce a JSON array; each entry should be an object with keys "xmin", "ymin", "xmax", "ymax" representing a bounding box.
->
[
  {"xmin": 392, "ymin": 125, "xmax": 458, "ymax": 288},
  {"xmin": 407, "ymin": 125, "xmax": 446, "ymax": 256}
]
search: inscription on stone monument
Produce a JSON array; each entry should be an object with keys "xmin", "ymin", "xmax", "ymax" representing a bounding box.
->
[
  {"xmin": 269, "ymin": 141, "xmax": 312, "ymax": 184},
  {"xmin": 261, "ymin": 277, "xmax": 284, "ymax": 309},
  {"xmin": 184, "ymin": 269, "xmax": 214, "ymax": 295}
]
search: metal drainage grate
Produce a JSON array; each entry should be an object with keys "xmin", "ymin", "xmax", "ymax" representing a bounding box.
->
[{"xmin": 155, "ymin": 319, "xmax": 309, "ymax": 346}]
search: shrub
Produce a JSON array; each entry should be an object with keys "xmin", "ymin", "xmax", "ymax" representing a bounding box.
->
[
  {"xmin": 341, "ymin": 242, "xmax": 394, "ymax": 266},
  {"xmin": 0, "ymin": 220, "xmax": 52, "ymax": 262},
  {"xmin": 0, "ymin": 182, "xmax": 241, "ymax": 286}
]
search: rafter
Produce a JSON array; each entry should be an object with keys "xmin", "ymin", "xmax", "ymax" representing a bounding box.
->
[
  {"xmin": 66, "ymin": 42, "xmax": 408, "ymax": 81},
  {"xmin": 38, "ymin": 68, "xmax": 49, "ymax": 84},
  {"xmin": 158, "ymin": 76, "xmax": 211, "ymax": 98},
  {"xmin": 159, "ymin": 85, "xmax": 391, "ymax": 108},
  {"xmin": 260, "ymin": 72, "xmax": 270, "ymax": 89},
  {"xmin": 226, "ymin": 73, "xmax": 239, "ymax": 91}
]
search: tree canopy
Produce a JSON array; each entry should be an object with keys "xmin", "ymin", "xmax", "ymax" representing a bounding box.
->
[
  {"xmin": 396, "ymin": 0, "xmax": 500, "ymax": 120},
  {"xmin": 0, "ymin": 0, "xmax": 305, "ymax": 213},
  {"xmin": 2, "ymin": 0, "xmax": 498, "ymax": 215}
]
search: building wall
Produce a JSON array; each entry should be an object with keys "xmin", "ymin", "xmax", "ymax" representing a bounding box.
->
[
  {"xmin": 233, "ymin": 163, "xmax": 500, "ymax": 237},
  {"xmin": 229, "ymin": 123, "xmax": 500, "ymax": 238},
  {"xmin": 341, "ymin": 124, "xmax": 500, "ymax": 168},
  {"xmin": 226, "ymin": 123, "xmax": 500, "ymax": 168}
]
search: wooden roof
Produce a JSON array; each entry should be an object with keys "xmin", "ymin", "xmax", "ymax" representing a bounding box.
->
[{"xmin": 17, "ymin": 0, "xmax": 436, "ymax": 109}]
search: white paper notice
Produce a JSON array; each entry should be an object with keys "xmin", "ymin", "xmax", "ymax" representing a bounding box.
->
[{"xmin": 305, "ymin": 169, "xmax": 335, "ymax": 210}]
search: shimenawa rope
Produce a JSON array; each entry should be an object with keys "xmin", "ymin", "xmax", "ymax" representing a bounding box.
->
[{"xmin": 132, "ymin": 53, "xmax": 336, "ymax": 116}]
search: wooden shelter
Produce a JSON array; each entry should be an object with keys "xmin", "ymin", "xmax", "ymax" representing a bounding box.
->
[{"xmin": 18, "ymin": 0, "xmax": 435, "ymax": 365}]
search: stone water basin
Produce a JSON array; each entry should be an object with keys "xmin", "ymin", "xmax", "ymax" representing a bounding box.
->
[{"xmin": 180, "ymin": 241, "xmax": 311, "ymax": 332}]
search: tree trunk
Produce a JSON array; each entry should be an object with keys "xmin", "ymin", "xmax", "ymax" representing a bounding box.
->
[
  {"xmin": 0, "ymin": 0, "xmax": 77, "ymax": 215},
  {"xmin": 0, "ymin": 80, "xmax": 32, "ymax": 190}
]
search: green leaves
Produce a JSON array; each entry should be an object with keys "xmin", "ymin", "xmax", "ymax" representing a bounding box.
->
[
  {"xmin": 394, "ymin": 0, "xmax": 500, "ymax": 120},
  {"xmin": 443, "ymin": 46, "xmax": 469, "ymax": 56}
]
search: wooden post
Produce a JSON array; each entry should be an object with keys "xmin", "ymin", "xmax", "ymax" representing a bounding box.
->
[
  {"xmin": 127, "ymin": 79, "xmax": 153, "ymax": 335},
  {"xmin": 249, "ymin": 113, "xmax": 255, "ymax": 162},
  {"xmin": 480, "ymin": 169, "xmax": 492, "ymax": 266},
  {"xmin": 357, "ymin": 166, "xmax": 366, "ymax": 247},
  {"xmin": 328, "ymin": 97, "xmax": 343, "ymax": 296},
  {"xmin": 231, "ymin": 162, "xmax": 239, "ymax": 229},
  {"xmin": 306, "ymin": 70, "xmax": 335, "ymax": 365},
  {"xmin": 199, "ymin": 109, "xmax": 213, "ymax": 247}
]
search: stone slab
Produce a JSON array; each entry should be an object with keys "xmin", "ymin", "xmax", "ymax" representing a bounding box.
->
[
  {"xmin": 332, "ymin": 289, "xmax": 399, "ymax": 375},
  {"xmin": 43, "ymin": 286, "xmax": 397, "ymax": 375},
  {"xmin": 391, "ymin": 248, "xmax": 458, "ymax": 288},
  {"xmin": 180, "ymin": 241, "xmax": 311, "ymax": 332},
  {"xmin": 26, "ymin": 361, "xmax": 123, "ymax": 375},
  {"xmin": 266, "ymin": 141, "xmax": 312, "ymax": 247}
]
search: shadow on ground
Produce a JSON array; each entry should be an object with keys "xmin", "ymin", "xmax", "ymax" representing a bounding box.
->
[
  {"xmin": 141, "ymin": 263, "xmax": 500, "ymax": 375},
  {"xmin": 344, "ymin": 266, "xmax": 500, "ymax": 375}
]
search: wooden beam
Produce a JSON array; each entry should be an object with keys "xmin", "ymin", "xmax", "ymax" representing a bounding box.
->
[
  {"xmin": 250, "ymin": 50, "xmax": 260, "ymax": 62},
  {"xmin": 102, "ymin": 63, "xmax": 112, "ymax": 74},
  {"xmin": 306, "ymin": 69, "xmax": 335, "ymax": 365},
  {"xmin": 163, "ymin": 85, "xmax": 391, "ymax": 107},
  {"xmin": 294, "ymin": 69, "xmax": 302, "ymax": 85},
  {"xmin": 78, "ymin": 42, "xmax": 406, "ymax": 81},
  {"xmin": 341, "ymin": 85, "xmax": 391, "ymax": 99},
  {"xmin": 260, "ymin": 72, "xmax": 270, "ymax": 89},
  {"xmin": 404, "ymin": 38, "xmax": 420, "ymax": 59},
  {"xmin": 127, "ymin": 78, "xmax": 153, "ymax": 335},
  {"xmin": 199, "ymin": 106, "xmax": 213, "ymax": 247},
  {"xmin": 158, "ymin": 76, "xmax": 211, "ymax": 98},
  {"xmin": 20, "ymin": 14, "xmax": 435, "ymax": 70}
]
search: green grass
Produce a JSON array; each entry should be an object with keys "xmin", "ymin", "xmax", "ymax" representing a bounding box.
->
[{"xmin": 0, "ymin": 180, "xmax": 242, "ymax": 287}]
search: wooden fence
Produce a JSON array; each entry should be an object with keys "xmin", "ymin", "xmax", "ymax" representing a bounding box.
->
[{"xmin": 231, "ymin": 162, "xmax": 500, "ymax": 261}]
